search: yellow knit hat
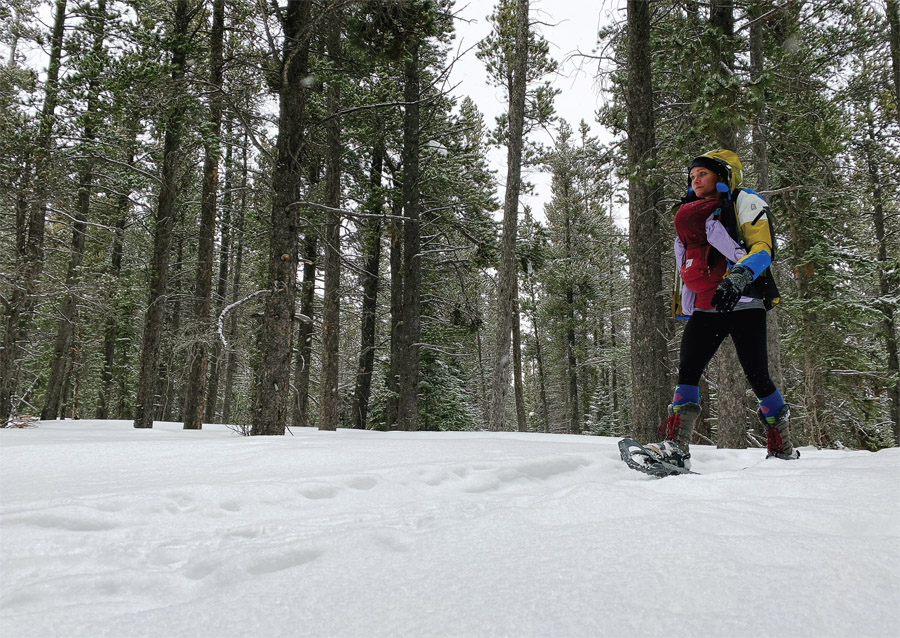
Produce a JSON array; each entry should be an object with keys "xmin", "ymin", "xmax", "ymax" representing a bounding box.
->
[{"xmin": 689, "ymin": 149, "xmax": 743, "ymax": 192}]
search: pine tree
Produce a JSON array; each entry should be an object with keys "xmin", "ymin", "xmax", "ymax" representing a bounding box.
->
[
  {"xmin": 348, "ymin": 134, "xmax": 385, "ymax": 431},
  {"xmin": 708, "ymin": 0, "xmax": 751, "ymax": 449},
  {"xmin": 133, "ymin": 0, "xmax": 199, "ymax": 429},
  {"xmin": 41, "ymin": 0, "xmax": 109, "ymax": 420},
  {"xmin": 252, "ymin": 0, "xmax": 314, "ymax": 435},
  {"xmin": 624, "ymin": 0, "xmax": 667, "ymax": 442},
  {"xmin": 318, "ymin": 4, "xmax": 345, "ymax": 433},
  {"xmin": 1, "ymin": 0, "xmax": 67, "ymax": 423},
  {"xmin": 182, "ymin": 0, "xmax": 226, "ymax": 430},
  {"xmin": 478, "ymin": 0, "xmax": 557, "ymax": 431}
]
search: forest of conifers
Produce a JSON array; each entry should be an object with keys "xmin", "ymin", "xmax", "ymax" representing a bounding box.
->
[{"xmin": 1, "ymin": 0, "xmax": 898, "ymax": 450}]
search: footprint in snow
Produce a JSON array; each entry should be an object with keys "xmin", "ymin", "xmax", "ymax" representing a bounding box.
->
[
  {"xmin": 299, "ymin": 484, "xmax": 341, "ymax": 500},
  {"xmin": 244, "ymin": 548, "xmax": 323, "ymax": 575},
  {"xmin": 346, "ymin": 475, "xmax": 378, "ymax": 491}
]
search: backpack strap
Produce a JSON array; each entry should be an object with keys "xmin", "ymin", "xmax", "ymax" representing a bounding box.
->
[{"xmin": 719, "ymin": 188, "xmax": 743, "ymax": 249}]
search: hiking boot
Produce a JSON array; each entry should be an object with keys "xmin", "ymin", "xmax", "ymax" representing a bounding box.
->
[
  {"xmin": 644, "ymin": 402, "xmax": 701, "ymax": 470},
  {"xmin": 758, "ymin": 404, "xmax": 799, "ymax": 460}
]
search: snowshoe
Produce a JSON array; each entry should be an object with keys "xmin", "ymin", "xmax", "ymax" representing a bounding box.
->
[{"xmin": 618, "ymin": 438, "xmax": 697, "ymax": 478}]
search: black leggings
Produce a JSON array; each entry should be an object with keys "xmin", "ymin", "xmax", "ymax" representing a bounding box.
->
[{"xmin": 678, "ymin": 309, "xmax": 777, "ymax": 399}]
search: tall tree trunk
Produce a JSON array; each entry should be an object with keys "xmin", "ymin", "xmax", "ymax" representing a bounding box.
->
[
  {"xmin": 291, "ymin": 158, "xmax": 321, "ymax": 429},
  {"xmin": 566, "ymin": 289, "xmax": 580, "ymax": 435},
  {"xmin": 714, "ymin": 350, "xmax": 748, "ymax": 448},
  {"xmin": 475, "ymin": 288, "xmax": 489, "ymax": 423},
  {"xmin": 750, "ymin": 0, "xmax": 785, "ymax": 442},
  {"xmin": 183, "ymin": 0, "xmax": 225, "ymax": 430},
  {"xmin": 41, "ymin": 179, "xmax": 88, "ymax": 420},
  {"xmin": 159, "ymin": 222, "xmax": 185, "ymax": 423},
  {"xmin": 42, "ymin": 0, "xmax": 107, "ymax": 421},
  {"xmin": 534, "ymin": 320, "xmax": 550, "ymax": 433},
  {"xmin": 96, "ymin": 104, "xmax": 141, "ymax": 419},
  {"xmin": 749, "ymin": 0, "xmax": 770, "ymax": 195},
  {"xmin": 319, "ymin": 6, "xmax": 343, "ymax": 433},
  {"xmin": 709, "ymin": 0, "xmax": 739, "ymax": 147},
  {"xmin": 710, "ymin": 0, "xmax": 749, "ymax": 449},
  {"xmin": 563, "ymin": 209, "xmax": 580, "ymax": 435},
  {"xmin": 605, "ymin": 200, "xmax": 621, "ymax": 426},
  {"xmin": 397, "ymin": 46, "xmax": 422, "ymax": 432},
  {"xmin": 350, "ymin": 140, "xmax": 384, "ymax": 430},
  {"xmin": 59, "ymin": 343, "xmax": 75, "ymax": 418},
  {"xmin": 96, "ymin": 108, "xmax": 139, "ymax": 419},
  {"xmin": 488, "ymin": 0, "xmax": 529, "ymax": 431},
  {"xmin": 386, "ymin": 195, "xmax": 403, "ymax": 430},
  {"xmin": 133, "ymin": 0, "xmax": 192, "ymax": 429},
  {"xmin": 69, "ymin": 339, "xmax": 81, "ymax": 419},
  {"xmin": 221, "ymin": 135, "xmax": 248, "ymax": 426},
  {"xmin": 512, "ymin": 299, "xmax": 527, "ymax": 431},
  {"xmin": 205, "ymin": 117, "xmax": 234, "ymax": 423},
  {"xmin": 0, "ymin": 0, "xmax": 67, "ymax": 423},
  {"xmin": 865, "ymin": 112, "xmax": 900, "ymax": 444},
  {"xmin": 96, "ymin": 194, "xmax": 129, "ymax": 418},
  {"xmin": 625, "ymin": 0, "xmax": 667, "ymax": 441},
  {"xmin": 252, "ymin": 0, "xmax": 312, "ymax": 436},
  {"xmin": 609, "ymin": 312, "xmax": 619, "ymax": 419},
  {"xmin": 525, "ymin": 277, "xmax": 549, "ymax": 432},
  {"xmin": 787, "ymin": 195, "xmax": 826, "ymax": 446},
  {"xmin": 292, "ymin": 231, "xmax": 317, "ymax": 427}
]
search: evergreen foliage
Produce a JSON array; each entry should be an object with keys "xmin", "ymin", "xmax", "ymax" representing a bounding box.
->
[{"xmin": 0, "ymin": 0, "xmax": 895, "ymax": 448}]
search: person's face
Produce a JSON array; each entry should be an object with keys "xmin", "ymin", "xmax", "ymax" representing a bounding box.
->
[{"xmin": 689, "ymin": 167, "xmax": 721, "ymax": 199}]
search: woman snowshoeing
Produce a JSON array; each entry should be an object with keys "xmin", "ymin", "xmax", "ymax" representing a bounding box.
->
[{"xmin": 641, "ymin": 149, "xmax": 799, "ymax": 470}]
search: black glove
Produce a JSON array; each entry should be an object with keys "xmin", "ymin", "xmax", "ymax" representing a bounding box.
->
[{"xmin": 711, "ymin": 266, "xmax": 754, "ymax": 312}]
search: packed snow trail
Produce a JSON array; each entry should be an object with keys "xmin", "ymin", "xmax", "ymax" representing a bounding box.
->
[{"xmin": 1, "ymin": 420, "xmax": 898, "ymax": 638}]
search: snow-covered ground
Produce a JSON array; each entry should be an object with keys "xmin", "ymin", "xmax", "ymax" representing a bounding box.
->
[{"xmin": 1, "ymin": 420, "xmax": 898, "ymax": 638}]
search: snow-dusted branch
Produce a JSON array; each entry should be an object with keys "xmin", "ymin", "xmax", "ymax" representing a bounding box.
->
[
  {"xmin": 217, "ymin": 289, "xmax": 271, "ymax": 350},
  {"xmin": 217, "ymin": 288, "xmax": 313, "ymax": 350}
]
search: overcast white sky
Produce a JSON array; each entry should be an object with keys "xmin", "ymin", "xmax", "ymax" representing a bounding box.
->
[{"xmin": 446, "ymin": 0, "xmax": 626, "ymax": 219}]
